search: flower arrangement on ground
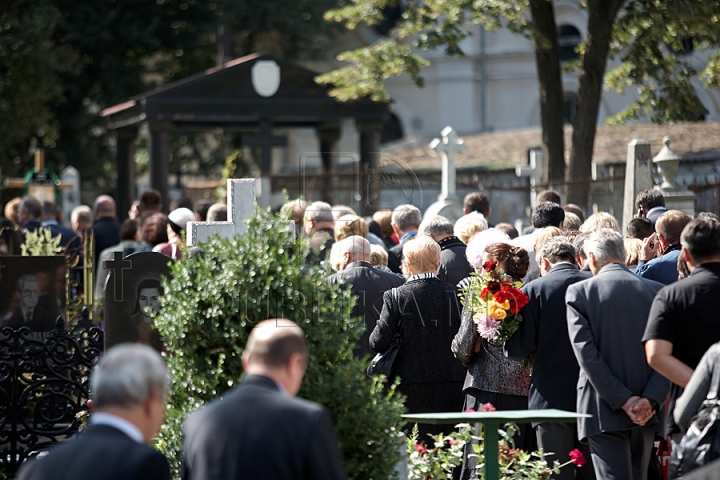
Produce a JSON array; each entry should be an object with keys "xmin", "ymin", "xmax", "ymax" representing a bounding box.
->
[
  {"xmin": 460, "ymin": 260, "xmax": 529, "ymax": 343},
  {"xmin": 407, "ymin": 405, "xmax": 586, "ymax": 479}
]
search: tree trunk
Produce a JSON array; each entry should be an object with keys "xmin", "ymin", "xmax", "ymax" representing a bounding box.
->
[
  {"xmin": 529, "ymin": 0, "xmax": 565, "ymax": 189},
  {"xmin": 566, "ymin": 0, "xmax": 626, "ymax": 208}
]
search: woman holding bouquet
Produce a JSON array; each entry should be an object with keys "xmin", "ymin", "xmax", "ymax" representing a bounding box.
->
[
  {"xmin": 452, "ymin": 231, "xmax": 533, "ymax": 478},
  {"xmin": 370, "ymin": 236, "xmax": 466, "ymax": 440}
]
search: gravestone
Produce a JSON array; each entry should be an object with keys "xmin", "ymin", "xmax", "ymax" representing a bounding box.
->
[
  {"xmin": 187, "ymin": 179, "xmax": 257, "ymax": 246},
  {"xmin": 0, "ymin": 256, "xmax": 66, "ymax": 336},
  {"xmin": 516, "ymin": 148, "xmax": 543, "ymax": 210},
  {"xmin": 103, "ymin": 251, "xmax": 172, "ymax": 352},
  {"xmin": 622, "ymin": 139, "xmax": 653, "ymax": 230},
  {"xmin": 423, "ymin": 126, "xmax": 466, "ymax": 223},
  {"xmin": 653, "ymin": 136, "xmax": 695, "ymax": 216},
  {"xmin": 61, "ymin": 166, "xmax": 81, "ymax": 229}
]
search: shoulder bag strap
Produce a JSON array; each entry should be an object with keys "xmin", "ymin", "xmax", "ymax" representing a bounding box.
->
[{"xmin": 391, "ymin": 287, "xmax": 400, "ymax": 328}]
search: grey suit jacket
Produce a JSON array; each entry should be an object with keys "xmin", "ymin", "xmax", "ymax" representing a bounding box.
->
[{"xmin": 566, "ymin": 263, "xmax": 669, "ymax": 440}]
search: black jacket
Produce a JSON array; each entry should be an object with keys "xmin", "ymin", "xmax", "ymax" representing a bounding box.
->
[
  {"xmin": 387, "ymin": 233, "xmax": 416, "ymax": 274},
  {"xmin": 18, "ymin": 424, "xmax": 170, "ymax": 480},
  {"xmin": 327, "ymin": 261, "xmax": 405, "ymax": 357},
  {"xmin": 92, "ymin": 217, "xmax": 122, "ymax": 265},
  {"xmin": 182, "ymin": 375, "xmax": 347, "ymax": 480},
  {"xmin": 370, "ymin": 276, "xmax": 465, "ymax": 384},
  {"xmin": 436, "ymin": 236, "xmax": 473, "ymax": 287},
  {"xmin": 504, "ymin": 263, "xmax": 592, "ymax": 418}
]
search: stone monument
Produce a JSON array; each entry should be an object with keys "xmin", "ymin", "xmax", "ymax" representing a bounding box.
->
[
  {"xmin": 622, "ymin": 139, "xmax": 653, "ymax": 230},
  {"xmin": 423, "ymin": 126, "xmax": 466, "ymax": 223},
  {"xmin": 187, "ymin": 178, "xmax": 257, "ymax": 246},
  {"xmin": 516, "ymin": 148, "xmax": 543, "ymax": 210},
  {"xmin": 652, "ymin": 136, "xmax": 695, "ymax": 216}
]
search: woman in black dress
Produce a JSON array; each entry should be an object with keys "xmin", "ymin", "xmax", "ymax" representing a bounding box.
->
[{"xmin": 370, "ymin": 235, "xmax": 465, "ymax": 440}]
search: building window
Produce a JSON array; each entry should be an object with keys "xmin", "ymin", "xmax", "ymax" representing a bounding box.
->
[{"xmin": 558, "ymin": 25, "xmax": 582, "ymax": 63}]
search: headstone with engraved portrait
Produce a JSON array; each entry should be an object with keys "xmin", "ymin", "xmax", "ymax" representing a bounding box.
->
[
  {"xmin": 103, "ymin": 251, "xmax": 172, "ymax": 352},
  {"xmin": 0, "ymin": 256, "xmax": 66, "ymax": 337}
]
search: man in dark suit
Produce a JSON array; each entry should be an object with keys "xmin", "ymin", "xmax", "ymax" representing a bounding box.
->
[
  {"xmin": 505, "ymin": 238, "xmax": 593, "ymax": 480},
  {"xmin": 304, "ymin": 201, "xmax": 336, "ymax": 262},
  {"xmin": 419, "ymin": 216, "xmax": 473, "ymax": 287},
  {"xmin": 3, "ymin": 274, "xmax": 57, "ymax": 331},
  {"xmin": 18, "ymin": 344, "xmax": 171, "ymax": 480},
  {"xmin": 566, "ymin": 228, "xmax": 668, "ymax": 480},
  {"xmin": 182, "ymin": 318, "xmax": 347, "ymax": 480},
  {"xmin": 40, "ymin": 201, "xmax": 81, "ymax": 254},
  {"xmin": 18, "ymin": 196, "xmax": 43, "ymax": 242},
  {"xmin": 92, "ymin": 195, "xmax": 122, "ymax": 266},
  {"xmin": 327, "ymin": 236, "xmax": 404, "ymax": 357},
  {"xmin": 387, "ymin": 204, "xmax": 422, "ymax": 274}
]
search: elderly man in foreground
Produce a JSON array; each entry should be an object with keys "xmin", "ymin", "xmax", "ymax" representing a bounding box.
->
[
  {"xmin": 18, "ymin": 344, "xmax": 171, "ymax": 480},
  {"xmin": 181, "ymin": 318, "xmax": 348, "ymax": 480},
  {"xmin": 566, "ymin": 228, "xmax": 668, "ymax": 480}
]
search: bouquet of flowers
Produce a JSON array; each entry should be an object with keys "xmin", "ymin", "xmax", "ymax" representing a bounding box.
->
[{"xmin": 460, "ymin": 259, "xmax": 529, "ymax": 343}]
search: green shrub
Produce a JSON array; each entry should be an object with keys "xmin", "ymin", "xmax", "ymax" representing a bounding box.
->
[{"xmin": 155, "ymin": 208, "xmax": 406, "ymax": 479}]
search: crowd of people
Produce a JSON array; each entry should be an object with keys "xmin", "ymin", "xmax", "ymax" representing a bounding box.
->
[
  {"xmin": 8, "ymin": 186, "xmax": 720, "ymax": 479},
  {"xmin": 308, "ymin": 189, "xmax": 720, "ymax": 480}
]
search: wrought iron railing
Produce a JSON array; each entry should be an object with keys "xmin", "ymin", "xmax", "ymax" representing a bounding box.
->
[{"xmin": 0, "ymin": 310, "xmax": 102, "ymax": 477}]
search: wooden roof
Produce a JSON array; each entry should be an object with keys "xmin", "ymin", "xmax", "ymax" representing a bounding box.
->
[{"xmin": 101, "ymin": 53, "xmax": 389, "ymax": 129}]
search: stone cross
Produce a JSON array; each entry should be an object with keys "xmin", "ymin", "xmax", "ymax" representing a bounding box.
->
[
  {"xmin": 430, "ymin": 126, "xmax": 466, "ymax": 202},
  {"xmin": 187, "ymin": 179, "xmax": 257, "ymax": 246},
  {"xmin": 516, "ymin": 148, "xmax": 543, "ymax": 209},
  {"xmin": 104, "ymin": 251, "xmax": 132, "ymax": 302},
  {"xmin": 622, "ymin": 139, "xmax": 653, "ymax": 230}
]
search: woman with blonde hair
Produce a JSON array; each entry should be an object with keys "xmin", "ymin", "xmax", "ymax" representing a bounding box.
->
[
  {"xmin": 579, "ymin": 212, "xmax": 620, "ymax": 233},
  {"xmin": 370, "ymin": 236, "xmax": 465, "ymax": 439},
  {"xmin": 454, "ymin": 211, "xmax": 489, "ymax": 244}
]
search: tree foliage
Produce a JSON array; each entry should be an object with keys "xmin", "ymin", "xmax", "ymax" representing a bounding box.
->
[
  {"xmin": 320, "ymin": 0, "xmax": 720, "ymax": 208},
  {"xmin": 1, "ymin": 0, "xmax": 344, "ymax": 197},
  {"xmin": 606, "ymin": 0, "xmax": 720, "ymax": 124},
  {"xmin": 154, "ymin": 208, "xmax": 406, "ymax": 479}
]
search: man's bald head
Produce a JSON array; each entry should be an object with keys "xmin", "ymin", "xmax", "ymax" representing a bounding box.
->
[
  {"xmin": 335, "ymin": 235, "xmax": 371, "ymax": 265},
  {"xmin": 244, "ymin": 319, "xmax": 308, "ymax": 368},
  {"xmin": 93, "ymin": 195, "xmax": 117, "ymax": 218}
]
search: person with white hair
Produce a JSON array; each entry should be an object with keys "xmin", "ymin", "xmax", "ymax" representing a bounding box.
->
[
  {"xmin": 327, "ymin": 236, "xmax": 404, "ymax": 356},
  {"xmin": 387, "ymin": 204, "xmax": 423, "ymax": 274},
  {"xmin": 71, "ymin": 205, "xmax": 94, "ymax": 233},
  {"xmin": 152, "ymin": 207, "xmax": 196, "ymax": 260},
  {"xmin": 18, "ymin": 344, "xmax": 171, "ymax": 480},
  {"xmin": 566, "ymin": 228, "xmax": 667, "ymax": 480},
  {"xmin": 453, "ymin": 211, "xmax": 488, "ymax": 245},
  {"xmin": 370, "ymin": 236, "xmax": 465, "ymax": 440},
  {"xmin": 304, "ymin": 201, "xmax": 335, "ymax": 261}
]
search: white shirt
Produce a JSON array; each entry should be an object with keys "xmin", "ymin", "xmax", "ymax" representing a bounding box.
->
[{"xmin": 91, "ymin": 412, "xmax": 144, "ymax": 444}]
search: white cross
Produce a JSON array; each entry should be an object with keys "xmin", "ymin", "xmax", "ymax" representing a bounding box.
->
[
  {"xmin": 187, "ymin": 179, "xmax": 257, "ymax": 246},
  {"xmin": 516, "ymin": 149, "xmax": 543, "ymax": 209},
  {"xmin": 430, "ymin": 126, "xmax": 466, "ymax": 202}
]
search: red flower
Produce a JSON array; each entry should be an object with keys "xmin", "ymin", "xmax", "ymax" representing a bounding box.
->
[
  {"xmin": 480, "ymin": 403, "xmax": 496, "ymax": 412},
  {"xmin": 569, "ymin": 449, "xmax": 586, "ymax": 467},
  {"xmin": 487, "ymin": 281, "xmax": 501, "ymax": 293},
  {"xmin": 414, "ymin": 443, "xmax": 428, "ymax": 454},
  {"xmin": 483, "ymin": 260, "xmax": 497, "ymax": 272},
  {"xmin": 494, "ymin": 286, "xmax": 529, "ymax": 314},
  {"xmin": 463, "ymin": 409, "xmax": 475, "ymax": 413}
]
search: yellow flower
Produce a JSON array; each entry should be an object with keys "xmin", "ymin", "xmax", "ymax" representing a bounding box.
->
[{"xmin": 493, "ymin": 307, "xmax": 507, "ymax": 320}]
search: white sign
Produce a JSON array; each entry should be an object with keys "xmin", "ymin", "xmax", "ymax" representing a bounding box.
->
[{"xmin": 251, "ymin": 60, "xmax": 281, "ymax": 98}]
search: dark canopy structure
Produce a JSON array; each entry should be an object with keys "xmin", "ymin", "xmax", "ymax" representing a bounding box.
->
[{"xmin": 101, "ymin": 53, "xmax": 389, "ymax": 216}]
